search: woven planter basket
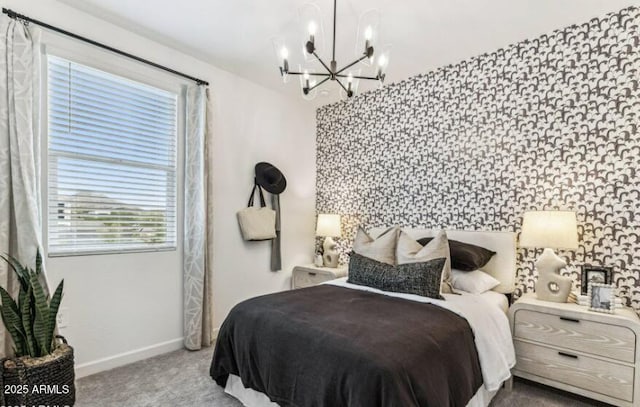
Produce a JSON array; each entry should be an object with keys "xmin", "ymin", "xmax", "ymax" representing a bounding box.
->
[{"xmin": 1, "ymin": 336, "xmax": 75, "ymax": 406}]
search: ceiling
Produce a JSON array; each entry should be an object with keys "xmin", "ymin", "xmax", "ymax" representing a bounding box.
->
[{"xmin": 58, "ymin": 0, "xmax": 640, "ymax": 105}]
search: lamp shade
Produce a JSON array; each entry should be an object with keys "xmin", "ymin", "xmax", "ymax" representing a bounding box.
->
[
  {"xmin": 316, "ymin": 214, "xmax": 341, "ymax": 237},
  {"xmin": 520, "ymin": 211, "xmax": 578, "ymax": 249}
]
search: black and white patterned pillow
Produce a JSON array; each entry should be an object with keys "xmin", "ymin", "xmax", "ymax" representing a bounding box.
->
[{"xmin": 347, "ymin": 253, "xmax": 446, "ymax": 299}]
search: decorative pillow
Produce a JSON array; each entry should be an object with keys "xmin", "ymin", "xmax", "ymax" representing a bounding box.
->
[
  {"xmin": 396, "ymin": 230, "xmax": 453, "ymax": 294},
  {"xmin": 348, "ymin": 252, "xmax": 446, "ymax": 299},
  {"xmin": 417, "ymin": 237, "xmax": 496, "ymax": 271},
  {"xmin": 352, "ymin": 226, "xmax": 399, "ymax": 265},
  {"xmin": 451, "ymin": 269, "xmax": 500, "ymax": 294}
]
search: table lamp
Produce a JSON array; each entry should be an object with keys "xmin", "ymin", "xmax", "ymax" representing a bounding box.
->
[
  {"xmin": 316, "ymin": 214, "xmax": 341, "ymax": 268},
  {"xmin": 520, "ymin": 210, "xmax": 579, "ymax": 303}
]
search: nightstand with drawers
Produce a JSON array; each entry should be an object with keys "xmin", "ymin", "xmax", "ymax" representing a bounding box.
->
[
  {"xmin": 291, "ymin": 265, "xmax": 347, "ymax": 289},
  {"xmin": 509, "ymin": 293, "xmax": 640, "ymax": 406}
]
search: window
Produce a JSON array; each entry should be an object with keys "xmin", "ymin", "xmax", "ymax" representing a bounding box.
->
[{"xmin": 47, "ymin": 56, "xmax": 178, "ymax": 255}]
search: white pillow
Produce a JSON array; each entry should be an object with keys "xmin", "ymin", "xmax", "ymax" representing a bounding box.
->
[
  {"xmin": 352, "ymin": 226, "xmax": 399, "ymax": 265},
  {"xmin": 396, "ymin": 230, "xmax": 453, "ymax": 294},
  {"xmin": 451, "ymin": 269, "xmax": 500, "ymax": 294}
]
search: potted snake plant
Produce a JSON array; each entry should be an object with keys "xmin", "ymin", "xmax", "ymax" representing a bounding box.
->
[{"xmin": 0, "ymin": 251, "xmax": 75, "ymax": 406}]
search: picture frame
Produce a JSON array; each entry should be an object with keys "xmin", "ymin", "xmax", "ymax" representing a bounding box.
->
[
  {"xmin": 580, "ymin": 265, "xmax": 612, "ymax": 295},
  {"xmin": 587, "ymin": 282, "xmax": 616, "ymax": 314}
]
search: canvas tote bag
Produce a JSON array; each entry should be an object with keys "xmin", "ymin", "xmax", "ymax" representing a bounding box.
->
[{"xmin": 237, "ymin": 182, "xmax": 276, "ymax": 241}]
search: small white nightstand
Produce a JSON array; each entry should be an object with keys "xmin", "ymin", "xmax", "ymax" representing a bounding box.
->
[
  {"xmin": 509, "ymin": 293, "xmax": 640, "ymax": 407},
  {"xmin": 291, "ymin": 264, "xmax": 347, "ymax": 289}
]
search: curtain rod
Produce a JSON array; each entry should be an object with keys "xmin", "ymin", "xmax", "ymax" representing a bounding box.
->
[{"xmin": 2, "ymin": 8, "xmax": 209, "ymax": 86}]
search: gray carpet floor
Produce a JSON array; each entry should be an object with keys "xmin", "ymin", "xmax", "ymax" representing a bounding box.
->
[{"xmin": 76, "ymin": 347, "xmax": 608, "ymax": 407}]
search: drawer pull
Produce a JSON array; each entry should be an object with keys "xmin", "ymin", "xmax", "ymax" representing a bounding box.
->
[
  {"xmin": 559, "ymin": 317, "xmax": 580, "ymax": 323},
  {"xmin": 558, "ymin": 351, "xmax": 578, "ymax": 359},
  {"xmin": 308, "ymin": 272, "xmax": 317, "ymax": 276}
]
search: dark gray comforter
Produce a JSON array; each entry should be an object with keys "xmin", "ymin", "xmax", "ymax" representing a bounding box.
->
[{"xmin": 210, "ymin": 284, "xmax": 482, "ymax": 407}]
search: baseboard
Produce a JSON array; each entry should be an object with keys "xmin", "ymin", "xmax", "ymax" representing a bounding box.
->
[{"xmin": 75, "ymin": 337, "xmax": 184, "ymax": 379}]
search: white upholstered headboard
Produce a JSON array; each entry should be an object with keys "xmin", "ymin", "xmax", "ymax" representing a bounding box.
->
[{"xmin": 369, "ymin": 228, "xmax": 516, "ymax": 294}]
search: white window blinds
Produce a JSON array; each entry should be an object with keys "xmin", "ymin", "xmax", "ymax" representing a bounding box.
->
[{"xmin": 47, "ymin": 56, "xmax": 178, "ymax": 255}]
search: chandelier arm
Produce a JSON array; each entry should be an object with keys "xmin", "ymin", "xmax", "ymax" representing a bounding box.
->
[
  {"xmin": 332, "ymin": 0, "xmax": 337, "ymax": 62},
  {"xmin": 312, "ymin": 52, "xmax": 334, "ymax": 74},
  {"xmin": 335, "ymin": 78, "xmax": 349, "ymax": 93},
  {"xmin": 336, "ymin": 74, "xmax": 380, "ymax": 81},
  {"xmin": 335, "ymin": 54, "xmax": 369, "ymax": 75},
  {"xmin": 287, "ymin": 72, "xmax": 331, "ymax": 77},
  {"xmin": 309, "ymin": 76, "xmax": 331, "ymax": 92}
]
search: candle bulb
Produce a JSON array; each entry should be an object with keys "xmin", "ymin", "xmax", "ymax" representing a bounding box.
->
[
  {"xmin": 308, "ymin": 21, "xmax": 317, "ymax": 43},
  {"xmin": 377, "ymin": 54, "xmax": 387, "ymax": 79},
  {"xmin": 364, "ymin": 25, "xmax": 373, "ymax": 50},
  {"xmin": 308, "ymin": 21, "xmax": 317, "ymax": 49},
  {"xmin": 308, "ymin": 21, "xmax": 317, "ymax": 36},
  {"xmin": 280, "ymin": 47, "xmax": 289, "ymax": 73},
  {"xmin": 280, "ymin": 47, "xmax": 289, "ymax": 60},
  {"xmin": 346, "ymin": 73, "xmax": 354, "ymax": 97},
  {"xmin": 364, "ymin": 26, "xmax": 373, "ymax": 40},
  {"xmin": 305, "ymin": 21, "xmax": 317, "ymax": 54}
]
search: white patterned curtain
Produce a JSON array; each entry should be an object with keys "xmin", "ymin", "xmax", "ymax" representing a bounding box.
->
[
  {"xmin": 0, "ymin": 16, "xmax": 47, "ymax": 356},
  {"xmin": 183, "ymin": 85, "xmax": 214, "ymax": 350}
]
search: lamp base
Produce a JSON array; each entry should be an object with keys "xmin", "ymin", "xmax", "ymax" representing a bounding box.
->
[
  {"xmin": 535, "ymin": 248, "xmax": 572, "ymax": 303},
  {"xmin": 322, "ymin": 236, "xmax": 339, "ymax": 268}
]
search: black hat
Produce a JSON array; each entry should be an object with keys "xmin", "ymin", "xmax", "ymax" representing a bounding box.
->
[{"xmin": 255, "ymin": 162, "xmax": 287, "ymax": 194}]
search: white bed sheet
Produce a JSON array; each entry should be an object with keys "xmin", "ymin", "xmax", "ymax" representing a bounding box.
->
[
  {"xmin": 223, "ymin": 278, "xmax": 515, "ymax": 407},
  {"xmin": 225, "ymin": 373, "xmax": 499, "ymax": 407},
  {"xmin": 480, "ymin": 290, "xmax": 510, "ymax": 314}
]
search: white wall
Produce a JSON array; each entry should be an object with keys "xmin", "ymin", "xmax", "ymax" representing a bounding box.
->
[{"xmin": 1, "ymin": 0, "xmax": 316, "ymax": 377}]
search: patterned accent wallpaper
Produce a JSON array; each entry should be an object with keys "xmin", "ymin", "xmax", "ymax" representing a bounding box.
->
[{"xmin": 316, "ymin": 7, "xmax": 640, "ymax": 308}]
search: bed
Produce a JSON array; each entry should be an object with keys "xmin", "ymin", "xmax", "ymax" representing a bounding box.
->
[{"xmin": 211, "ymin": 228, "xmax": 516, "ymax": 407}]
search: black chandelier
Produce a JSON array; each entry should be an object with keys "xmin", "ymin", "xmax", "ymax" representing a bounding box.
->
[{"xmin": 275, "ymin": 0, "xmax": 390, "ymax": 99}]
